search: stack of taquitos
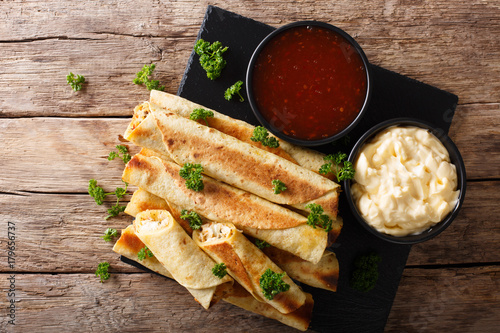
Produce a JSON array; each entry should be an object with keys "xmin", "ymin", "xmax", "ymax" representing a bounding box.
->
[{"xmin": 117, "ymin": 91, "xmax": 344, "ymax": 331}]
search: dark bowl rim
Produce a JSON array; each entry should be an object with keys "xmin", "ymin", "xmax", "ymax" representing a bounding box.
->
[
  {"xmin": 246, "ymin": 20, "xmax": 372, "ymax": 147},
  {"xmin": 343, "ymin": 117, "xmax": 467, "ymax": 245}
]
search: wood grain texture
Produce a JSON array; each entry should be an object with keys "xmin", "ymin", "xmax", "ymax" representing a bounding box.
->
[
  {"xmin": 0, "ymin": 0, "xmax": 499, "ymax": 118},
  {"xmin": 0, "ymin": 104, "xmax": 497, "ymax": 196},
  {"xmin": 1, "ymin": 0, "xmax": 499, "ymax": 331},
  {"xmin": 0, "ymin": 180, "xmax": 498, "ymax": 273},
  {"xmin": 0, "ymin": 273, "xmax": 301, "ymax": 332},
  {"xmin": 386, "ymin": 266, "xmax": 500, "ymax": 332},
  {"xmin": 0, "ymin": 266, "xmax": 497, "ymax": 332}
]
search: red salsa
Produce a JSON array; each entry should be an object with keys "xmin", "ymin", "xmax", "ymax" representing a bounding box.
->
[{"xmin": 251, "ymin": 25, "xmax": 367, "ymax": 141}]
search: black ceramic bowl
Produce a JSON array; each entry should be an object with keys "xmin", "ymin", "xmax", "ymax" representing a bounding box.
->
[
  {"xmin": 344, "ymin": 118, "xmax": 467, "ymax": 244},
  {"xmin": 246, "ymin": 21, "xmax": 372, "ymax": 147}
]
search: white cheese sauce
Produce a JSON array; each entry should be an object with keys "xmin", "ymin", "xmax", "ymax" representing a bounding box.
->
[{"xmin": 351, "ymin": 126, "xmax": 460, "ymax": 236}]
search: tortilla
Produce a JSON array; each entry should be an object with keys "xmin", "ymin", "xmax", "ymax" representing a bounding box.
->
[
  {"xmin": 122, "ymin": 154, "xmax": 329, "ymax": 263},
  {"xmin": 152, "ymin": 108, "xmax": 339, "ymax": 208},
  {"xmin": 112, "ymin": 225, "xmax": 227, "ymax": 308},
  {"xmin": 263, "ymin": 247, "xmax": 339, "ymax": 292},
  {"xmin": 133, "ymin": 209, "xmax": 233, "ymax": 309},
  {"xmin": 149, "ymin": 90, "xmax": 329, "ymax": 174},
  {"xmin": 223, "ymin": 283, "xmax": 313, "ymax": 332},
  {"xmin": 124, "ymin": 188, "xmax": 172, "ymax": 217},
  {"xmin": 193, "ymin": 222, "xmax": 307, "ymax": 314}
]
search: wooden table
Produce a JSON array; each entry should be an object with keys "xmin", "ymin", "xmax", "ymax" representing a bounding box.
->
[{"xmin": 1, "ymin": 1, "xmax": 499, "ymax": 332}]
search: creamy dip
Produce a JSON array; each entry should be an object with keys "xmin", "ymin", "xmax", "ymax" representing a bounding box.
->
[{"xmin": 351, "ymin": 126, "xmax": 460, "ymax": 236}]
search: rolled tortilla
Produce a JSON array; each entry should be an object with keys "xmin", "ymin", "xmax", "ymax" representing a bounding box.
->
[
  {"xmin": 150, "ymin": 105, "xmax": 340, "ymax": 224},
  {"xmin": 124, "ymin": 98, "xmax": 341, "ymax": 224},
  {"xmin": 133, "ymin": 209, "xmax": 233, "ymax": 309},
  {"xmin": 113, "ymin": 230, "xmax": 313, "ymax": 332},
  {"xmin": 223, "ymin": 283, "xmax": 313, "ymax": 332},
  {"xmin": 149, "ymin": 90, "xmax": 329, "ymax": 174},
  {"xmin": 124, "ymin": 188, "xmax": 172, "ymax": 217},
  {"xmin": 263, "ymin": 247, "xmax": 339, "ymax": 292},
  {"xmin": 112, "ymin": 225, "xmax": 226, "ymax": 308},
  {"xmin": 122, "ymin": 154, "xmax": 330, "ymax": 263},
  {"xmin": 125, "ymin": 188, "xmax": 193, "ymax": 234},
  {"xmin": 193, "ymin": 222, "xmax": 307, "ymax": 314}
]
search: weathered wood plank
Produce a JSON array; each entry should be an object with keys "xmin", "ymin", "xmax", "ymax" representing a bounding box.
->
[
  {"xmin": 0, "ymin": 0, "xmax": 499, "ymax": 117},
  {"xmin": 386, "ymin": 266, "xmax": 500, "ymax": 332},
  {"xmin": 0, "ymin": 104, "xmax": 497, "ymax": 198},
  {"xmin": 407, "ymin": 180, "xmax": 500, "ymax": 266},
  {"xmin": 0, "ymin": 273, "xmax": 300, "ymax": 332},
  {"xmin": 0, "ymin": 266, "xmax": 498, "ymax": 332},
  {"xmin": 0, "ymin": 181, "xmax": 498, "ymax": 273}
]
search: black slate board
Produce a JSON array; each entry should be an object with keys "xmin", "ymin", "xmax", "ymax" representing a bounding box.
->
[{"xmin": 123, "ymin": 5, "xmax": 459, "ymax": 333}]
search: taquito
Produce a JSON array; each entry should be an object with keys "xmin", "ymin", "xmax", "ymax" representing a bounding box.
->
[
  {"xmin": 149, "ymin": 90, "xmax": 328, "ymax": 174},
  {"xmin": 113, "ymin": 230, "xmax": 313, "ymax": 332},
  {"xmin": 124, "ymin": 98, "xmax": 341, "ymax": 224},
  {"xmin": 263, "ymin": 247, "xmax": 339, "ymax": 292},
  {"xmin": 122, "ymin": 153, "xmax": 330, "ymax": 263},
  {"xmin": 223, "ymin": 283, "xmax": 313, "ymax": 332},
  {"xmin": 193, "ymin": 222, "xmax": 307, "ymax": 314},
  {"xmin": 112, "ymin": 225, "xmax": 224, "ymax": 308},
  {"xmin": 133, "ymin": 210, "xmax": 233, "ymax": 309}
]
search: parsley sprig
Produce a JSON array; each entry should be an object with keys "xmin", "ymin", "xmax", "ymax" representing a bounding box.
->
[
  {"xmin": 319, "ymin": 152, "xmax": 355, "ymax": 182},
  {"xmin": 95, "ymin": 262, "xmax": 110, "ymax": 283},
  {"xmin": 108, "ymin": 145, "xmax": 131, "ymax": 164},
  {"xmin": 180, "ymin": 209, "xmax": 203, "ymax": 230},
  {"xmin": 88, "ymin": 179, "xmax": 129, "ymax": 219},
  {"xmin": 194, "ymin": 39, "xmax": 228, "ymax": 80},
  {"xmin": 255, "ymin": 239, "xmax": 271, "ymax": 250},
  {"xmin": 271, "ymin": 179, "xmax": 287, "ymax": 194},
  {"xmin": 67, "ymin": 72, "xmax": 85, "ymax": 91},
  {"xmin": 250, "ymin": 126, "xmax": 279, "ymax": 148},
  {"xmin": 137, "ymin": 246, "xmax": 154, "ymax": 261},
  {"xmin": 350, "ymin": 253, "xmax": 381, "ymax": 292},
  {"xmin": 133, "ymin": 64, "xmax": 165, "ymax": 91},
  {"xmin": 101, "ymin": 228, "xmax": 118, "ymax": 242},
  {"xmin": 224, "ymin": 80, "xmax": 245, "ymax": 102},
  {"xmin": 179, "ymin": 163, "xmax": 204, "ymax": 191},
  {"xmin": 305, "ymin": 203, "xmax": 333, "ymax": 232},
  {"xmin": 212, "ymin": 263, "xmax": 228, "ymax": 279},
  {"xmin": 259, "ymin": 269, "xmax": 290, "ymax": 300},
  {"xmin": 189, "ymin": 108, "xmax": 214, "ymax": 126}
]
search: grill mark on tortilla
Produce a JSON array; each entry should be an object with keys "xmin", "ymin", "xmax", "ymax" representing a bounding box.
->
[
  {"xmin": 117, "ymin": 227, "xmax": 144, "ymax": 253},
  {"xmin": 124, "ymin": 154, "xmax": 307, "ymax": 230},
  {"xmin": 206, "ymin": 117, "xmax": 298, "ymax": 164},
  {"xmin": 204, "ymin": 242, "xmax": 254, "ymax": 296},
  {"xmin": 154, "ymin": 112, "xmax": 333, "ymax": 204}
]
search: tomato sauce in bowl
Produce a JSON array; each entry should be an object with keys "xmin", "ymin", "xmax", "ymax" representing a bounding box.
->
[{"xmin": 247, "ymin": 22, "xmax": 371, "ymax": 146}]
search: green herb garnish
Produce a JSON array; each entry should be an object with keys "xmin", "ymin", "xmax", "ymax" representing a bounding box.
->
[
  {"xmin": 224, "ymin": 80, "xmax": 245, "ymax": 102},
  {"xmin": 180, "ymin": 209, "xmax": 203, "ymax": 230},
  {"xmin": 95, "ymin": 262, "xmax": 110, "ymax": 283},
  {"xmin": 179, "ymin": 163, "xmax": 204, "ymax": 191},
  {"xmin": 305, "ymin": 203, "xmax": 333, "ymax": 232},
  {"xmin": 67, "ymin": 72, "xmax": 85, "ymax": 91},
  {"xmin": 259, "ymin": 269, "xmax": 290, "ymax": 300},
  {"xmin": 255, "ymin": 239, "xmax": 271, "ymax": 250},
  {"xmin": 250, "ymin": 126, "xmax": 279, "ymax": 148},
  {"xmin": 137, "ymin": 246, "xmax": 154, "ymax": 261},
  {"xmin": 189, "ymin": 108, "xmax": 214, "ymax": 126},
  {"xmin": 271, "ymin": 179, "xmax": 287, "ymax": 194},
  {"xmin": 194, "ymin": 39, "xmax": 228, "ymax": 80},
  {"xmin": 108, "ymin": 145, "xmax": 131, "ymax": 164},
  {"xmin": 319, "ymin": 152, "xmax": 355, "ymax": 182},
  {"xmin": 133, "ymin": 64, "xmax": 165, "ymax": 91},
  {"xmin": 350, "ymin": 253, "xmax": 381, "ymax": 292},
  {"xmin": 212, "ymin": 263, "xmax": 228, "ymax": 279},
  {"xmin": 88, "ymin": 179, "xmax": 128, "ymax": 219},
  {"xmin": 101, "ymin": 228, "xmax": 118, "ymax": 242}
]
